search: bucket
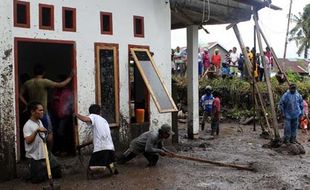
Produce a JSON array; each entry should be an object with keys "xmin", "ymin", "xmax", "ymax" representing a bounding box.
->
[{"xmin": 135, "ymin": 109, "xmax": 145, "ymax": 123}]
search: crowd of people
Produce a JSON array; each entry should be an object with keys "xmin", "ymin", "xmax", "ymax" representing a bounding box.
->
[{"xmin": 171, "ymin": 45, "xmax": 277, "ymax": 81}]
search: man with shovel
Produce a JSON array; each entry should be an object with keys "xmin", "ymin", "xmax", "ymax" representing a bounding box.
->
[
  {"xmin": 23, "ymin": 101, "xmax": 61, "ymax": 183},
  {"xmin": 117, "ymin": 124, "xmax": 174, "ymax": 167}
]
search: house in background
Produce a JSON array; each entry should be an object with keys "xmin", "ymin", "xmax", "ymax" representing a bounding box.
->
[
  {"xmin": 174, "ymin": 42, "xmax": 228, "ymax": 66},
  {"xmin": 278, "ymin": 58, "xmax": 310, "ymax": 76},
  {"xmin": 201, "ymin": 42, "xmax": 229, "ymax": 64}
]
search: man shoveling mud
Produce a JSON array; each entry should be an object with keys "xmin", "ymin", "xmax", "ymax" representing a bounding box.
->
[{"xmin": 117, "ymin": 124, "xmax": 174, "ymax": 166}]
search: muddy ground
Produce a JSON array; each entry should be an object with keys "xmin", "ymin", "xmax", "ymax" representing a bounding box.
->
[{"xmin": 1, "ymin": 121, "xmax": 310, "ymax": 190}]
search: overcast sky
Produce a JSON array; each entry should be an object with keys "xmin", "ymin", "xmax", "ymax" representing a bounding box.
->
[{"xmin": 171, "ymin": 0, "xmax": 310, "ymax": 59}]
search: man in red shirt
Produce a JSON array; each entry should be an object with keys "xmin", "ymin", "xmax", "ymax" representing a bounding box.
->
[
  {"xmin": 211, "ymin": 49, "xmax": 221, "ymax": 75},
  {"xmin": 211, "ymin": 91, "xmax": 221, "ymax": 136}
]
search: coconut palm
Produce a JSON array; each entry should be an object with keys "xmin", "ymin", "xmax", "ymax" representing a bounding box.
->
[{"xmin": 289, "ymin": 4, "xmax": 310, "ymax": 58}]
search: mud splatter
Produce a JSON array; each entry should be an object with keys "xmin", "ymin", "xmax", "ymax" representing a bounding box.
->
[{"xmin": 2, "ymin": 48, "xmax": 12, "ymax": 60}]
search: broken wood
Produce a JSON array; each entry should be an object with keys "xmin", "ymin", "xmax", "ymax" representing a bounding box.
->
[{"xmin": 170, "ymin": 153, "xmax": 255, "ymax": 172}]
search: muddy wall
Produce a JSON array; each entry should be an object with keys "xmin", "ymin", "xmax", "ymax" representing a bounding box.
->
[
  {"xmin": 0, "ymin": 0, "xmax": 16, "ymax": 181},
  {"xmin": 10, "ymin": 0, "xmax": 172, "ymax": 164}
]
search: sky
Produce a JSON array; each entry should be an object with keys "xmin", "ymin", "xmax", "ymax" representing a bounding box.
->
[{"xmin": 171, "ymin": 0, "xmax": 310, "ymax": 59}]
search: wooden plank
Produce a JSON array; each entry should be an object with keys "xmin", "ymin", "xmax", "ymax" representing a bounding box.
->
[
  {"xmin": 232, "ymin": 24, "xmax": 272, "ymax": 133},
  {"xmin": 257, "ymin": 25, "xmax": 290, "ymax": 86},
  {"xmin": 254, "ymin": 11, "xmax": 280, "ymax": 140}
]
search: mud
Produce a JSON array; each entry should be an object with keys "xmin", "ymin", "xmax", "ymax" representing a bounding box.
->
[{"xmin": 1, "ymin": 122, "xmax": 310, "ymax": 190}]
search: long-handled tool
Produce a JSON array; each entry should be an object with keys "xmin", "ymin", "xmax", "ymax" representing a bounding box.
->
[
  {"xmin": 39, "ymin": 131, "xmax": 61, "ymax": 190},
  {"xmin": 169, "ymin": 152, "xmax": 256, "ymax": 172}
]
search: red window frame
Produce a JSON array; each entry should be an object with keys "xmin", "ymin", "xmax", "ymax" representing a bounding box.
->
[
  {"xmin": 62, "ymin": 7, "xmax": 76, "ymax": 32},
  {"xmin": 100, "ymin": 12, "xmax": 113, "ymax": 35},
  {"xmin": 133, "ymin": 16, "xmax": 144, "ymax": 38},
  {"xmin": 39, "ymin": 4, "xmax": 54, "ymax": 30},
  {"xmin": 14, "ymin": 1, "xmax": 30, "ymax": 28}
]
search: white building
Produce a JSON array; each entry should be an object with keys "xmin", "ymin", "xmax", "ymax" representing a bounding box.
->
[
  {"xmin": 0, "ymin": 0, "xmax": 272, "ymax": 180},
  {"xmin": 0, "ymin": 0, "xmax": 177, "ymax": 180}
]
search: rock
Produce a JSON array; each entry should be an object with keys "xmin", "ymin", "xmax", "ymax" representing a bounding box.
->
[{"xmin": 198, "ymin": 142, "xmax": 210, "ymax": 148}]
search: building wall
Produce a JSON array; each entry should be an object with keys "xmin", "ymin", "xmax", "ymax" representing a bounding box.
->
[
  {"xmin": 12, "ymin": 0, "xmax": 171, "ymax": 153},
  {"xmin": 0, "ymin": 0, "xmax": 16, "ymax": 181}
]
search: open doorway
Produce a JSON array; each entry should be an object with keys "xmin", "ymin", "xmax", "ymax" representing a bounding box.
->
[
  {"xmin": 15, "ymin": 39, "xmax": 77, "ymax": 159},
  {"xmin": 128, "ymin": 45, "xmax": 150, "ymax": 125}
]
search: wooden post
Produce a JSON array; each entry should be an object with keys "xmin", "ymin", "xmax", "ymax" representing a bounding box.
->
[
  {"xmin": 231, "ymin": 24, "xmax": 272, "ymax": 134},
  {"xmin": 253, "ymin": 25, "xmax": 256, "ymax": 131},
  {"xmin": 253, "ymin": 11, "xmax": 280, "ymax": 141},
  {"xmin": 258, "ymin": 25, "xmax": 290, "ymax": 86},
  {"xmin": 283, "ymin": 0, "xmax": 293, "ymax": 61}
]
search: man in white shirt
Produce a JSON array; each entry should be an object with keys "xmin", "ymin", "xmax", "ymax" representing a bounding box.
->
[
  {"xmin": 229, "ymin": 47, "xmax": 239, "ymax": 76},
  {"xmin": 75, "ymin": 104, "xmax": 118, "ymax": 175},
  {"xmin": 23, "ymin": 101, "xmax": 61, "ymax": 183}
]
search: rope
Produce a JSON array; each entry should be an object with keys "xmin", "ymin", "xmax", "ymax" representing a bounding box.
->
[{"xmin": 201, "ymin": 0, "xmax": 210, "ymax": 24}]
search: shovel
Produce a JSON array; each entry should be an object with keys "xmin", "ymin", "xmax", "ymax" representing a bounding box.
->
[{"xmin": 39, "ymin": 131, "xmax": 61, "ymax": 190}]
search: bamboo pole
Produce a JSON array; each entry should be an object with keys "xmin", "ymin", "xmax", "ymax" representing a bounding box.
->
[
  {"xmin": 253, "ymin": 11, "xmax": 280, "ymax": 141},
  {"xmin": 231, "ymin": 24, "xmax": 272, "ymax": 134},
  {"xmin": 170, "ymin": 153, "xmax": 255, "ymax": 172}
]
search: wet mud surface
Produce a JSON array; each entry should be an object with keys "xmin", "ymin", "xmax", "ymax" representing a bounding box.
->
[{"xmin": 1, "ymin": 122, "xmax": 310, "ymax": 190}]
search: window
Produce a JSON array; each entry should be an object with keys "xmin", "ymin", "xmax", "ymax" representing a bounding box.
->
[
  {"xmin": 14, "ymin": 1, "xmax": 30, "ymax": 28},
  {"xmin": 130, "ymin": 48, "xmax": 177, "ymax": 113},
  {"xmin": 128, "ymin": 46, "xmax": 150, "ymax": 124},
  {"xmin": 100, "ymin": 12, "xmax": 113, "ymax": 35},
  {"xmin": 39, "ymin": 4, "xmax": 54, "ymax": 30},
  {"xmin": 62, "ymin": 7, "xmax": 76, "ymax": 32},
  {"xmin": 133, "ymin": 16, "xmax": 144, "ymax": 37},
  {"xmin": 95, "ymin": 43, "xmax": 119, "ymax": 126}
]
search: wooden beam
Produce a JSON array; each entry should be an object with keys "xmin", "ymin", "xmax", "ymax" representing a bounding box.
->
[
  {"xmin": 257, "ymin": 25, "xmax": 290, "ymax": 86},
  {"xmin": 231, "ymin": 24, "xmax": 272, "ymax": 134},
  {"xmin": 254, "ymin": 10, "xmax": 280, "ymax": 141}
]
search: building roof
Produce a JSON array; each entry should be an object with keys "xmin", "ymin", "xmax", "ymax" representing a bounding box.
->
[
  {"xmin": 204, "ymin": 42, "xmax": 228, "ymax": 52},
  {"xmin": 170, "ymin": 0, "xmax": 281, "ymax": 29},
  {"xmin": 278, "ymin": 58, "xmax": 309, "ymax": 74}
]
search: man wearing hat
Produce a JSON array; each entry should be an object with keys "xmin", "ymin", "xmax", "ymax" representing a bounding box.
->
[
  {"xmin": 279, "ymin": 83, "xmax": 303, "ymax": 144},
  {"xmin": 117, "ymin": 124, "xmax": 174, "ymax": 166},
  {"xmin": 200, "ymin": 85, "xmax": 214, "ymax": 131}
]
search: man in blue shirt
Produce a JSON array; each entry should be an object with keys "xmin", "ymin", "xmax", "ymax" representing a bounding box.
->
[
  {"xmin": 200, "ymin": 85, "xmax": 214, "ymax": 131},
  {"xmin": 279, "ymin": 83, "xmax": 303, "ymax": 144}
]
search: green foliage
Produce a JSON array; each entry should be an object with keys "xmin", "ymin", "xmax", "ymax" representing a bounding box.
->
[
  {"xmin": 224, "ymin": 107, "xmax": 254, "ymax": 120},
  {"xmin": 173, "ymin": 76, "xmax": 310, "ymax": 119},
  {"xmin": 289, "ymin": 4, "xmax": 310, "ymax": 58},
  {"xmin": 286, "ymin": 71, "xmax": 303, "ymax": 82}
]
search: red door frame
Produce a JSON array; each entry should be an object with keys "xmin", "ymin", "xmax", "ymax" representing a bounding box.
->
[{"xmin": 14, "ymin": 37, "xmax": 78, "ymax": 159}]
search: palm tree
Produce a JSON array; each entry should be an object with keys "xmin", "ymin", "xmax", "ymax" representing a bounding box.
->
[{"xmin": 289, "ymin": 4, "xmax": 310, "ymax": 59}]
